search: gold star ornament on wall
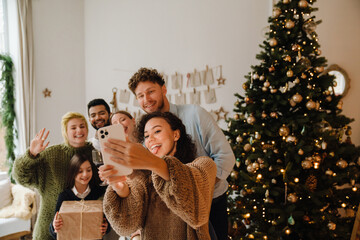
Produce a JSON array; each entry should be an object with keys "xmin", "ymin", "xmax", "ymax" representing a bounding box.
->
[
  {"xmin": 43, "ymin": 88, "xmax": 52, "ymax": 98},
  {"xmin": 215, "ymin": 106, "xmax": 228, "ymax": 121}
]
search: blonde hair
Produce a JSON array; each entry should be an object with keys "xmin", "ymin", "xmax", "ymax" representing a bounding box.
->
[{"xmin": 61, "ymin": 112, "xmax": 88, "ymax": 145}]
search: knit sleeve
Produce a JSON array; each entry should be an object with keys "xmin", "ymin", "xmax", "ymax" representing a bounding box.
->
[
  {"xmin": 152, "ymin": 156, "xmax": 217, "ymax": 228},
  {"xmin": 103, "ymin": 171, "xmax": 150, "ymax": 236},
  {"xmin": 12, "ymin": 148, "xmax": 46, "ymax": 189}
]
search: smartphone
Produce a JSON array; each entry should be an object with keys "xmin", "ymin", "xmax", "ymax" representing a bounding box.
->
[{"xmin": 98, "ymin": 124, "xmax": 133, "ymax": 176}]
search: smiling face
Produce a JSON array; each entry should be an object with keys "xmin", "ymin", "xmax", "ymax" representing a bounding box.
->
[
  {"xmin": 74, "ymin": 160, "xmax": 93, "ymax": 188},
  {"xmin": 66, "ymin": 118, "xmax": 88, "ymax": 147},
  {"xmin": 134, "ymin": 81, "xmax": 169, "ymax": 113},
  {"xmin": 144, "ymin": 117, "xmax": 180, "ymax": 158},
  {"xmin": 111, "ymin": 113, "xmax": 136, "ymax": 135},
  {"xmin": 88, "ymin": 105, "xmax": 110, "ymax": 130}
]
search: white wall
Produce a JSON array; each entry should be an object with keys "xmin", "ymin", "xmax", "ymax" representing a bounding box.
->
[
  {"xmin": 84, "ymin": 0, "xmax": 269, "ymax": 138},
  {"xmin": 31, "ymin": 0, "xmax": 360, "ymax": 146},
  {"xmin": 32, "ymin": 0, "xmax": 85, "ymax": 144}
]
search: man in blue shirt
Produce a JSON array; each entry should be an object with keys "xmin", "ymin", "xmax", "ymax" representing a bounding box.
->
[{"xmin": 128, "ymin": 67, "xmax": 235, "ymax": 239}]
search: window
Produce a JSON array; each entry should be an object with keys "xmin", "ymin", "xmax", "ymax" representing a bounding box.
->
[{"xmin": 0, "ymin": 0, "xmax": 9, "ymax": 172}]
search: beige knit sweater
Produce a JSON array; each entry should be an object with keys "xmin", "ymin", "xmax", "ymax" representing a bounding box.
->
[{"xmin": 103, "ymin": 156, "xmax": 217, "ymax": 240}]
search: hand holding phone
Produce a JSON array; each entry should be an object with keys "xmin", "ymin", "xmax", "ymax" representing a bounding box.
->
[{"xmin": 98, "ymin": 124, "xmax": 133, "ymax": 176}]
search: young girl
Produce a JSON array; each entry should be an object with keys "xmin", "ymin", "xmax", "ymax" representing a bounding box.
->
[
  {"xmin": 49, "ymin": 153, "xmax": 109, "ymax": 239},
  {"xmin": 100, "ymin": 112, "xmax": 217, "ymax": 239}
]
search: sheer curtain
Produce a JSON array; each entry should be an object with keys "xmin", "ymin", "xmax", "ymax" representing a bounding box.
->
[{"xmin": 14, "ymin": 0, "xmax": 35, "ymax": 154}]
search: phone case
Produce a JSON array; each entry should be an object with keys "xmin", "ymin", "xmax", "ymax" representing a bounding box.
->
[{"xmin": 98, "ymin": 124, "xmax": 133, "ymax": 176}]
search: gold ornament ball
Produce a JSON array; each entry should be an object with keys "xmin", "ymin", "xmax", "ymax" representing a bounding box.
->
[
  {"xmin": 326, "ymin": 96, "xmax": 332, "ymax": 102},
  {"xmin": 259, "ymin": 75, "xmax": 265, "ymax": 81},
  {"xmin": 299, "ymin": 0, "xmax": 308, "ymax": 8},
  {"xmin": 279, "ymin": 125, "xmax": 290, "ymax": 136},
  {"xmin": 284, "ymin": 55, "xmax": 291, "ymax": 62},
  {"xmin": 315, "ymin": 66, "xmax": 324, "ymax": 72},
  {"xmin": 242, "ymin": 83, "xmax": 249, "ymax": 90},
  {"xmin": 301, "ymin": 73, "xmax": 307, "ymax": 79},
  {"xmin": 285, "ymin": 20, "xmax": 295, "ymax": 29},
  {"xmin": 298, "ymin": 149, "xmax": 304, "ymax": 155},
  {"xmin": 262, "ymin": 86, "xmax": 268, "ymax": 92},
  {"xmin": 247, "ymin": 165, "xmax": 255, "ymax": 173},
  {"xmin": 286, "ymin": 135, "xmax": 296, "ymax": 143},
  {"xmin": 244, "ymin": 143, "xmax": 252, "ymax": 152},
  {"xmin": 294, "ymin": 77, "xmax": 300, "ymax": 84},
  {"xmin": 286, "ymin": 69, "xmax": 294, "ymax": 77},
  {"xmin": 269, "ymin": 38, "xmax": 278, "ymax": 47},
  {"xmin": 283, "ymin": 0, "xmax": 290, "ymax": 4},
  {"xmin": 289, "ymin": 99, "xmax": 296, "ymax": 107},
  {"xmin": 301, "ymin": 160, "xmax": 313, "ymax": 169},
  {"xmin": 337, "ymin": 100, "xmax": 343, "ymax": 110},
  {"xmin": 273, "ymin": 8, "xmax": 281, "ymax": 18},
  {"xmin": 269, "ymin": 66, "xmax": 275, "ymax": 72},
  {"xmin": 236, "ymin": 135, "xmax": 243, "ymax": 143},
  {"xmin": 292, "ymin": 93, "xmax": 303, "ymax": 103},
  {"xmin": 346, "ymin": 129, "xmax": 352, "ymax": 136},
  {"xmin": 230, "ymin": 170, "xmax": 239, "ymax": 179},
  {"xmin": 328, "ymin": 222, "xmax": 336, "ymax": 230},
  {"xmin": 264, "ymin": 80, "xmax": 270, "ymax": 88},
  {"xmin": 287, "ymin": 193, "xmax": 298, "ymax": 203},
  {"xmin": 245, "ymin": 97, "xmax": 253, "ymax": 104},
  {"xmin": 234, "ymin": 114, "xmax": 240, "ymax": 120},
  {"xmin": 336, "ymin": 159, "xmax": 348, "ymax": 169},
  {"xmin": 247, "ymin": 115, "xmax": 256, "ymax": 124},
  {"xmin": 253, "ymin": 73, "xmax": 259, "ymax": 79},
  {"xmin": 306, "ymin": 100, "xmax": 316, "ymax": 110},
  {"xmin": 325, "ymin": 169, "xmax": 333, "ymax": 175}
]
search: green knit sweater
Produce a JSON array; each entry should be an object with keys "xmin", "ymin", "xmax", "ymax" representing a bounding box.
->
[{"xmin": 12, "ymin": 142, "xmax": 93, "ymax": 240}]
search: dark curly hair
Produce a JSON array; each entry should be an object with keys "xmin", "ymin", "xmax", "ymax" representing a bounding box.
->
[
  {"xmin": 136, "ymin": 112, "xmax": 197, "ymax": 164},
  {"xmin": 65, "ymin": 153, "xmax": 100, "ymax": 189},
  {"xmin": 87, "ymin": 98, "xmax": 111, "ymax": 116},
  {"xmin": 128, "ymin": 67, "xmax": 165, "ymax": 94}
]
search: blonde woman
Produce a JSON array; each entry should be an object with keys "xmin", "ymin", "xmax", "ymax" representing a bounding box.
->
[{"xmin": 13, "ymin": 112, "xmax": 94, "ymax": 240}]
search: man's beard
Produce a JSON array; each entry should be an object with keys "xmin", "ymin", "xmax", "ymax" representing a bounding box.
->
[
  {"xmin": 91, "ymin": 119, "xmax": 110, "ymax": 130},
  {"xmin": 146, "ymin": 97, "xmax": 165, "ymax": 113}
]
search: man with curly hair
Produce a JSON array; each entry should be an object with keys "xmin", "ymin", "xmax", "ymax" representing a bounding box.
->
[{"xmin": 128, "ymin": 67, "xmax": 235, "ymax": 240}]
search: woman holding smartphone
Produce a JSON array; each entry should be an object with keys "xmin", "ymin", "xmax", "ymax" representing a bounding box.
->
[{"xmin": 99, "ymin": 112, "xmax": 217, "ymax": 239}]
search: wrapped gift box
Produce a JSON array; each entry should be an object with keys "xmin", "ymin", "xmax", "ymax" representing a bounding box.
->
[{"xmin": 58, "ymin": 200, "xmax": 103, "ymax": 240}]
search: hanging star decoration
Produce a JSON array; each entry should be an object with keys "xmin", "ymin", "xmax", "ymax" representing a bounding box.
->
[
  {"xmin": 43, "ymin": 88, "xmax": 52, "ymax": 98},
  {"xmin": 217, "ymin": 76, "xmax": 226, "ymax": 85},
  {"xmin": 215, "ymin": 106, "xmax": 228, "ymax": 121},
  {"xmin": 217, "ymin": 65, "xmax": 226, "ymax": 85}
]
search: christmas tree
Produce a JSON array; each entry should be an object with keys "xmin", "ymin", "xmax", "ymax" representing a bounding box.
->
[{"xmin": 224, "ymin": 0, "xmax": 360, "ymax": 239}]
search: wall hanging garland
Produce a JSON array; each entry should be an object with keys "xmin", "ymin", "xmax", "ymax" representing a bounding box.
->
[{"xmin": 0, "ymin": 54, "xmax": 16, "ymax": 176}]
